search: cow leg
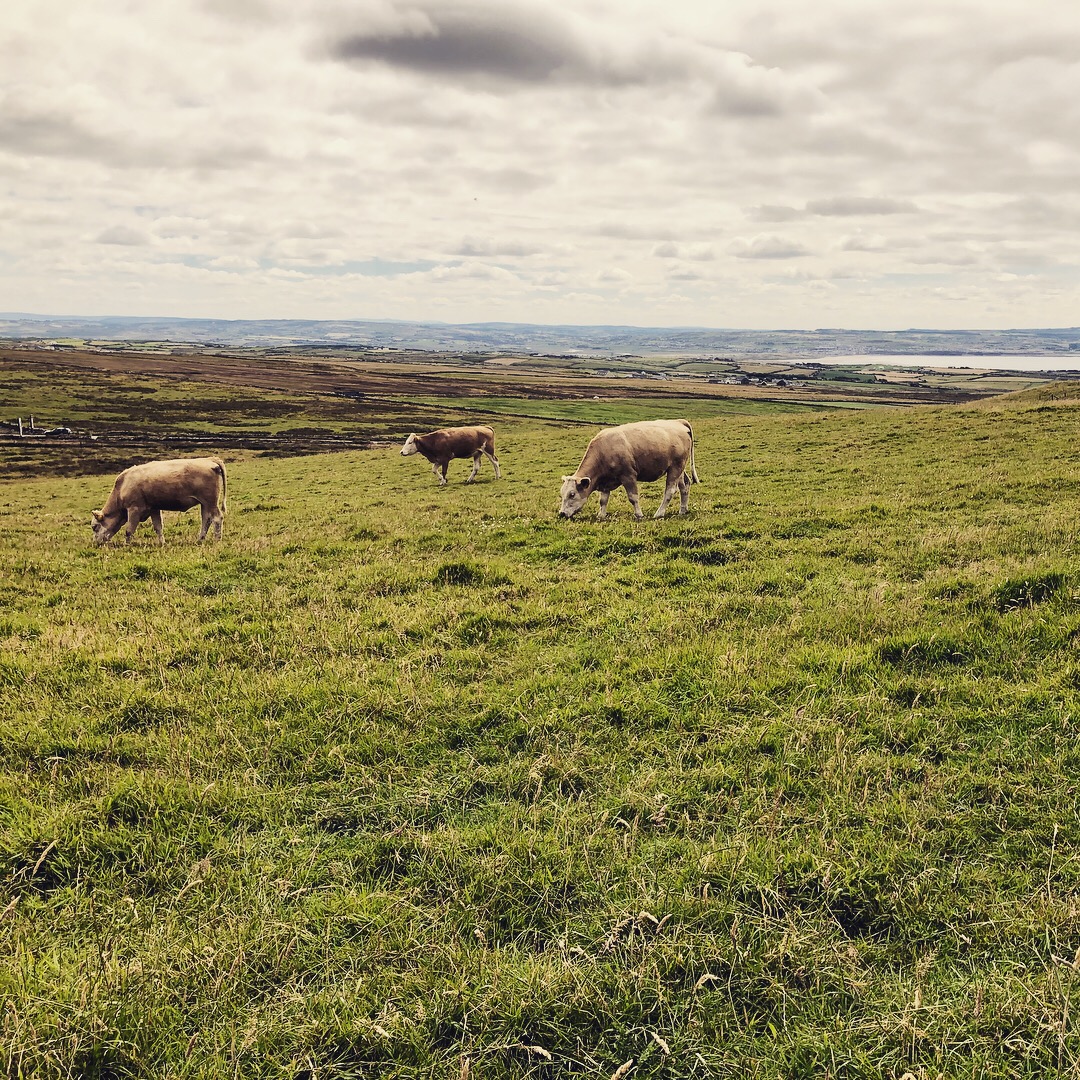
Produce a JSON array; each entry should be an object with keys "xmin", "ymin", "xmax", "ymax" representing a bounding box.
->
[
  {"xmin": 623, "ymin": 481, "xmax": 643, "ymax": 520},
  {"xmin": 654, "ymin": 469, "xmax": 682, "ymax": 519},
  {"xmin": 197, "ymin": 503, "xmax": 212, "ymax": 542},
  {"xmin": 212, "ymin": 505, "xmax": 224, "ymax": 540},
  {"xmin": 678, "ymin": 472, "xmax": 691, "ymax": 514},
  {"xmin": 150, "ymin": 510, "xmax": 165, "ymax": 547},
  {"xmin": 466, "ymin": 452, "xmax": 481, "ymax": 483},
  {"xmin": 439, "ymin": 462, "xmax": 449, "ymax": 485},
  {"xmin": 485, "ymin": 450, "xmax": 502, "ymax": 479},
  {"xmin": 124, "ymin": 507, "xmax": 145, "ymax": 543},
  {"xmin": 597, "ymin": 489, "xmax": 610, "ymax": 520}
]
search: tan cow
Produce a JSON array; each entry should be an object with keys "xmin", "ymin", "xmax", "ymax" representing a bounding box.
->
[
  {"xmin": 91, "ymin": 457, "xmax": 227, "ymax": 547},
  {"xmin": 559, "ymin": 419, "xmax": 699, "ymax": 520},
  {"xmin": 400, "ymin": 425, "xmax": 501, "ymax": 485}
]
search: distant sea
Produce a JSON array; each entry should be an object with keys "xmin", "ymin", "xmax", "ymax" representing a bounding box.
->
[{"xmin": 810, "ymin": 354, "xmax": 1080, "ymax": 373}]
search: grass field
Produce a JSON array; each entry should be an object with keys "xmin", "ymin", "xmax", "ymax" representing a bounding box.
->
[{"xmin": 3, "ymin": 387, "xmax": 1080, "ymax": 1077}]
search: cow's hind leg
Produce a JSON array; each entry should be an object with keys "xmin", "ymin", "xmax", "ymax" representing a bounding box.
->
[
  {"xmin": 150, "ymin": 510, "xmax": 165, "ymax": 547},
  {"xmin": 678, "ymin": 472, "xmax": 691, "ymax": 514},
  {"xmin": 485, "ymin": 449, "xmax": 501, "ymax": 479},
  {"xmin": 654, "ymin": 469, "xmax": 682, "ymax": 518},
  {"xmin": 466, "ymin": 452, "xmax": 481, "ymax": 483},
  {"xmin": 197, "ymin": 503, "xmax": 213, "ymax": 542},
  {"xmin": 200, "ymin": 501, "xmax": 224, "ymax": 541},
  {"xmin": 623, "ymin": 481, "xmax": 643, "ymax": 520}
]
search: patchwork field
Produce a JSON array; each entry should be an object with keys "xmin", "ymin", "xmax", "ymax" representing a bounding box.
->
[{"xmin": 3, "ymin": 365, "xmax": 1080, "ymax": 1077}]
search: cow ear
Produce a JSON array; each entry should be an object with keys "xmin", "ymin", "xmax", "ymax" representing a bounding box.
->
[
  {"xmin": 576, "ymin": 476, "xmax": 590, "ymax": 492},
  {"xmin": 92, "ymin": 509, "xmax": 103, "ymax": 521}
]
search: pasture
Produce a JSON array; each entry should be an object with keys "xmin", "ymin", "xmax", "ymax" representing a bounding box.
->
[{"xmin": 3, "ymin": 388, "xmax": 1080, "ymax": 1077}]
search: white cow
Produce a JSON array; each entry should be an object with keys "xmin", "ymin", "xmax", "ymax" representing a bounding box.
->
[
  {"xmin": 559, "ymin": 419, "xmax": 698, "ymax": 520},
  {"xmin": 91, "ymin": 457, "xmax": 227, "ymax": 546}
]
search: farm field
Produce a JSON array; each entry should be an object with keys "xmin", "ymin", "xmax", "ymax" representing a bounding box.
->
[{"xmin": 3, "ymin": 374, "xmax": 1080, "ymax": 1076}]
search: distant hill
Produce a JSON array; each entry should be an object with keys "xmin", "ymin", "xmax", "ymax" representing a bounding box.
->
[
  {"xmin": 2, "ymin": 313, "xmax": 1080, "ymax": 359},
  {"xmin": 991, "ymin": 380, "xmax": 1080, "ymax": 404}
]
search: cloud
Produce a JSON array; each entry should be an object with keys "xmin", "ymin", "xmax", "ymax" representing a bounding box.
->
[
  {"xmin": 96, "ymin": 225, "xmax": 152, "ymax": 246},
  {"xmin": 652, "ymin": 242, "xmax": 715, "ymax": 260},
  {"xmin": 808, "ymin": 196, "xmax": 919, "ymax": 216},
  {"xmin": 729, "ymin": 234, "xmax": 812, "ymax": 259},
  {"xmin": 747, "ymin": 204, "xmax": 802, "ymax": 223},
  {"xmin": 327, "ymin": 2, "xmax": 685, "ymax": 87},
  {"xmin": 0, "ymin": 107, "xmax": 130, "ymax": 166},
  {"xmin": 838, "ymin": 232, "xmax": 914, "ymax": 253},
  {"xmin": 5, "ymin": 0, "xmax": 1080, "ymax": 329},
  {"xmin": 708, "ymin": 52, "xmax": 822, "ymax": 118},
  {"xmin": 453, "ymin": 237, "xmax": 541, "ymax": 256}
]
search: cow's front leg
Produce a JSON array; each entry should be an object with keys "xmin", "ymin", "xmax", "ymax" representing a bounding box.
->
[
  {"xmin": 597, "ymin": 489, "xmax": 610, "ymax": 519},
  {"xmin": 124, "ymin": 507, "xmax": 145, "ymax": 543},
  {"xmin": 466, "ymin": 453, "xmax": 481, "ymax": 483},
  {"xmin": 150, "ymin": 510, "xmax": 165, "ymax": 546},
  {"xmin": 654, "ymin": 470, "xmax": 681, "ymax": 518},
  {"xmin": 623, "ymin": 481, "xmax": 643, "ymax": 520}
]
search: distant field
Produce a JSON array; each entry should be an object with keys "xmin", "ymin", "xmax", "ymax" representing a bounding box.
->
[
  {"xmin": 3, "ymin": 392, "xmax": 1080, "ymax": 1077},
  {"xmin": 0, "ymin": 345, "xmax": 1055, "ymax": 485},
  {"xmin": 402, "ymin": 394, "xmax": 822, "ymax": 425}
]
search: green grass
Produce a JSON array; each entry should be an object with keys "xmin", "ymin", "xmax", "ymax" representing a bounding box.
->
[
  {"xmin": 3, "ymin": 401, "xmax": 1080, "ymax": 1077},
  {"xmin": 404, "ymin": 395, "xmax": 818, "ymax": 425}
]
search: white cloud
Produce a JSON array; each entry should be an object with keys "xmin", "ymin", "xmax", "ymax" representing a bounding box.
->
[
  {"xmin": 95, "ymin": 225, "xmax": 152, "ymax": 246},
  {"xmin": 1, "ymin": 0, "xmax": 1079, "ymax": 328},
  {"xmin": 729, "ymin": 234, "xmax": 813, "ymax": 259}
]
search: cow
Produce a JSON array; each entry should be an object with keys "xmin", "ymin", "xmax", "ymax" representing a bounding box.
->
[
  {"xmin": 559, "ymin": 419, "xmax": 699, "ymax": 520},
  {"xmin": 91, "ymin": 457, "xmax": 227, "ymax": 547},
  {"xmin": 400, "ymin": 425, "xmax": 501, "ymax": 485}
]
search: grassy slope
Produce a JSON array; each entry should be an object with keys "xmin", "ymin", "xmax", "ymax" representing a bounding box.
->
[{"xmin": 2, "ymin": 401, "xmax": 1080, "ymax": 1077}]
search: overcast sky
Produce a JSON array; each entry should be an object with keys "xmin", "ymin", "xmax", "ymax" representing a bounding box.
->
[{"xmin": 3, "ymin": 0, "xmax": 1079, "ymax": 330}]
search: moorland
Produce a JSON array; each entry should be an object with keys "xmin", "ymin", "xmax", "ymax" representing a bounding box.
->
[{"xmin": 3, "ymin": 344, "xmax": 1080, "ymax": 1078}]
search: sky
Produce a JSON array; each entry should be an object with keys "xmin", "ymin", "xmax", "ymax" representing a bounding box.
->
[{"xmin": 2, "ymin": 0, "xmax": 1080, "ymax": 330}]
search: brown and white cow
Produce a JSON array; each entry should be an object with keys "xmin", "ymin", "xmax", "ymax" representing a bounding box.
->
[
  {"xmin": 400, "ymin": 425, "xmax": 501, "ymax": 485},
  {"xmin": 91, "ymin": 457, "xmax": 227, "ymax": 547},
  {"xmin": 559, "ymin": 419, "xmax": 698, "ymax": 520}
]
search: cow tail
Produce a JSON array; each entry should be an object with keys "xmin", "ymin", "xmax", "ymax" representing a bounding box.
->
[
  {"xmin": 686, "ymin": 422, "xmax": 700, "ymax": 484},
  {"xmin": 214, "ymin": 458, "xmax": 227, "ymax": 512}
]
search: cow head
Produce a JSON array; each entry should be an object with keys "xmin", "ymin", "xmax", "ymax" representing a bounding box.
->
[
  {"xmin": 558, "ymin": 475, "xmax": 592, "ymax": 518},
  {"xmin": 90, "ymin": 509, "xmax": 113, "ymax": 545},
  {"xmin": 400, "ymin": 434, "xmax": 418, "ymax": 456}
]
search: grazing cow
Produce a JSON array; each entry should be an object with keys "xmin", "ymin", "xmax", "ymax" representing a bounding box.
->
[
  {"xmin": 91, "ymin": 457, "xmax": 227, "ymax": 547},
  {"xmin": 559, "ymin": 419, "xmax": 698, "ymax": 520},
  {"xmin": 400, "ymin": 425, "xmax": 501, "ymax": 485}
]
